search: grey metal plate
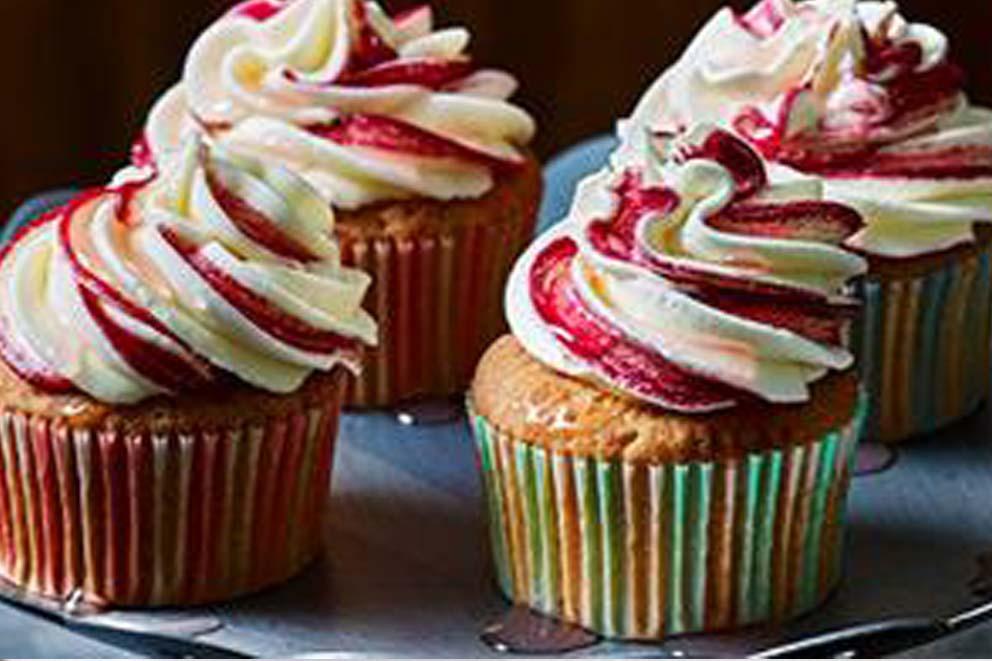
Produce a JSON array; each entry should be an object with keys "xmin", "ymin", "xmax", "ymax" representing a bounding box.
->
[
  {"xmin": 5, "ymin": 140, "xmax": 992, "ymax": 657},
  {"xmin": 17, "ymin": 403, "xmax": 979, "ymax": 659}
]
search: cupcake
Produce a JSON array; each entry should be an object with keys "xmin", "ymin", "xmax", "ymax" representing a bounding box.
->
[
  {"xmin": 470, "ymin": 126, "xmax": 868, "ymax": 639},
  {"xmin": 621, "ymin": 0, "xmax": 992, "ymax": 442},
  {"xmin": 141, "ymin": 0, "xmax": 541, "ymax": 408},
  {"xmin": 0, "ymin": 138, "xmax": 376, "ymax": 606}
]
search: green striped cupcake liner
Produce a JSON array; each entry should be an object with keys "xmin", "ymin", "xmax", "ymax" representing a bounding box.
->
[
  {"xmin": 471, "ymin": 399, "xmax": 867, "ymax": 640},
  {"xmin": 855, "ymin": 246, "xmax": 992, "ymax": 443}
]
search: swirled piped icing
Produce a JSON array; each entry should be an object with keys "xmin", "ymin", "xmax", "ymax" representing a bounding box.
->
[
  {"xmin": 145, "ymin": 0, "xmax": 536, "ymax": 210},
  {"xmin": 0, "ymin": 138, "xmax": 377, "ymax": 404},
  {"xmin": 621, "ymin": 0, "xmax": 992, "ymax": 259},
  {"xmin": 507, "ymin": 126, "xmax": 867, "ymax": 412}
]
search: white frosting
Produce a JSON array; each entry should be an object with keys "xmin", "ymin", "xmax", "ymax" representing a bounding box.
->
[
  {"xmin": 619, "ymin": 0, "xmax": 992, "ymax": 259},
  {"xmin": 507, "ymin": 127, "xmax": 866, "ymax": 410},
  {"xmin": 146, "ymin": 0, "xmax": 535, "ymax": 210},
  {"xmin": 0, "ymin": 139, "xmax": 377, "ymax": 404},
  {"xmin": 831, "ymin": 107, "xmax": 992, "ymax": 256}
]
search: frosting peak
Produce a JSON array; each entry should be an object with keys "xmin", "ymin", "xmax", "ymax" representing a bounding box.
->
[
  {"xmin": 622, "ymin": 0, "xmax": 992, "ymax": 259},
  {"xmin": 0, "ymin": 138, "xmax": 377, "ymax": 404},
  {"xmin": 147, "ymin": 0, "xmax": 536, "ymax": 210},
  {"xmin": 508, "ymin": 127, "xmax": 866, "ymax": 412}
]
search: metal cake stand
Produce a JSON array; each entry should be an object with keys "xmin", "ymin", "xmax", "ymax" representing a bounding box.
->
[{"xmin": 3, "ymin": 138, "xmax": 992, "ymax": 658}]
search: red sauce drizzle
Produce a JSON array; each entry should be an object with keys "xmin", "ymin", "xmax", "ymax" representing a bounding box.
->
[
  {"xmin": 159, "ymin": 227, "xmax": 358, "ymax": 355},
  {"xmin": 308, "ymin": 113, "xmax": 518, "ymax": 170},
  {"xmin": 529, "ymin": 237, "xmax": 742, "ymax": 411}
]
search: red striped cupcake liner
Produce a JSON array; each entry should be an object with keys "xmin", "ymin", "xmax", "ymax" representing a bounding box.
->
[
  {"xmin": 0, "ymin": 382, "xmax": 345, "ymax": 607},
  {"xmin": 340, "ymin": 209, "xmax": 537, "ymax": 408}
]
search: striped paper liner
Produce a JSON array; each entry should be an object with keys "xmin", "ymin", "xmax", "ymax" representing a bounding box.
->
[
  {"xmin": 856, "ymin": 246, "xmax": 992, "ymax": 443},
  {"xmin": 0, "ymin": 390, "xmax": 344, "ymax": 607},
  {"xmin": 339, "ymin": 209, "xmax": 537, "ymax": 409},
  {"xmin": 471, "ymin": 401, "xmax": 866, "ymax": 640}
]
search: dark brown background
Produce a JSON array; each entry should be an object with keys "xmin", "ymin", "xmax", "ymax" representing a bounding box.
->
[{"xmin": 2, "ymin": 0, "xmax": 989, "ymax": 218}]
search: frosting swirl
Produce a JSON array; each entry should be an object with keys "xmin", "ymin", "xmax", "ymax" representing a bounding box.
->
[
  {"xmin": 507, "ymin": 127, "xmax": 866, "ymax": 412},
  {"xmin": 0, "ymin": 138, "xmax": 377, "ymax": 404},
  {"xmin": 621, "ymin": 0, "xmax": 992, "ymax": 259},
  {"xmin": 146, "ymin": 0, "xmax": 536, "ymax": 210}
]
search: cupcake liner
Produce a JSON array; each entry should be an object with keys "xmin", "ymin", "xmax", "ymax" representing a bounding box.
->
[
  {"xmin": 340, "ymin": 209, "xmax": 537, "ymax": 408},
  {"xmin": 857, "ymin": 246, "xmax": 992, "ymax": 443},
  {"xmin": 471, "ymin": 400, "xmax": 866, "ymax": 640},
  {"xmin": 0, "ymin": 388, "xmax": 344, "ymax": 607}
]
